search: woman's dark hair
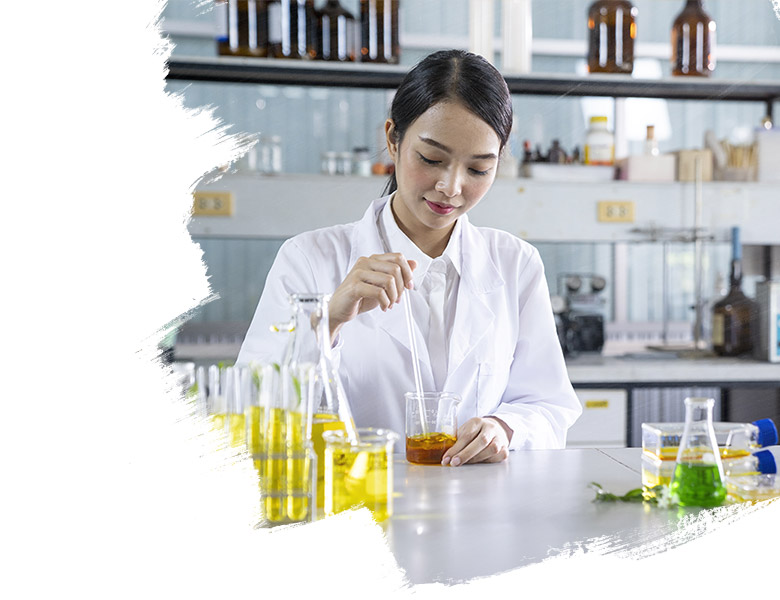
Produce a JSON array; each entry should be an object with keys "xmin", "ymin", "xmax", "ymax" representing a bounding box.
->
[{"xmin": 382, "ymin": 49, "xmax": 513, "ymax": 196}]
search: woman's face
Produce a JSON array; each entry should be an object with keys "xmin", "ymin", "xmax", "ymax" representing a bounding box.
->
[{"xmin": 385, "ymin": 101, "xmax": 501, "ymax": 245}]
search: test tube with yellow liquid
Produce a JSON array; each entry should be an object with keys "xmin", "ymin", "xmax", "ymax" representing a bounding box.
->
[
  {"xmin": 207, "ymin": 365, "xmax": 228, "ymax": 435},
  {"xmin": 323, "ymin": 428, "xmax": 399, "ymax": 522},
  {"xmin": 245, "ymin": 364, "xmax": 270, "ymax": 481},
  {"xmin": 258, "ymin": 361, "xmax": 317, "ymax": 526},
  {"xmin": 224, "ymin": 366, "xmax": 247, "ymax": 449}
]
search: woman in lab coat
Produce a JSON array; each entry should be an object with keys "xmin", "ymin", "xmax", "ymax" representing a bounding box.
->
[{"xmin": 238, "ymin": 50, "xmax": 582, "ymax": 465}]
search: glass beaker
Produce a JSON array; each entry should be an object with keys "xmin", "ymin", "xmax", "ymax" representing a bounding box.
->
[
  {"xmin": 404, "ymin": 392, "xmax": 461, "ymax": 465},
  {"xmin": 670, "ymin": 397, "xmax": 727, "ymax": 507},
  {"xmin": 322, "ymin": 428, "xmax": 399, "ymax": 521},
  {"xmin": 285, "ymin": 293, "xmax": 358, "ymax": 517}
]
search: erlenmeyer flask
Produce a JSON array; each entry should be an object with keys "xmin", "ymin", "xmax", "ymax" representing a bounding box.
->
[
  {"xmin": 287, "ymin": 293, "xmax": 358, "ymax": 515},
  {"xmin": 670, "ymin": 397, "xmax": 727, "ymax": 507}
]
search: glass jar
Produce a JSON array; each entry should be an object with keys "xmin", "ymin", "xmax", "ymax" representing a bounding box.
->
[
  {"xmin": 260, "ymin": 135, "xmax": 283, "ymax": 174},
  {"xmin": 352, "ymin": 147, "xmax": 372, "ymax": 177},
  {"xmin": 587, "ymin": 0, "xmax": 637, "ymax": 74},
  {"xmin": 671, "ymin": 0, "xmax": 716, "ymax": 77},
  {"xmin": 321, "ymin": 151, "xmax": 339, "ymax": 175}
]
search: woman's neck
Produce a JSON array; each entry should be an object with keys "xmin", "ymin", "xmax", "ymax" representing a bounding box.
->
[{"xmin": 390, "ymin": 195, "xmax": 454, "ymax": 258}]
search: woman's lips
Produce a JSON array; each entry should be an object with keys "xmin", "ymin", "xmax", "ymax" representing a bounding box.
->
[{"xmin": 425, "ymin": 200, "xmax": 456, "ymax": 215}]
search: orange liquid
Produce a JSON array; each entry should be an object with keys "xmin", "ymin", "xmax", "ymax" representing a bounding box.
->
[{"xmin": 406, "ymin": 433, "xmax": 456, "ymax": 465}]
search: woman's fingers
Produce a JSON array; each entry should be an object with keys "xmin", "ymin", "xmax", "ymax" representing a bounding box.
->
[
  {"xmin": 328, "ymin": 253, "xmax": 417, "ymax": 333},
  {"xmin": 441, "ymin": 417, "xmax": 509, "ymax": 466}
]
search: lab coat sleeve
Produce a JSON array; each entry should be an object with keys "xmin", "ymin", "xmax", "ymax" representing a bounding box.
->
[
  {"xmin": 236, "ymin": 237, "xmax": 321, "ymax": 367},
  {"xmin": 490, "ymin": 249, "xmax": 582, "ymax": 450}
]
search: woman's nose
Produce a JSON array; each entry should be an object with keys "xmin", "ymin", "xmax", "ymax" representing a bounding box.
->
[{"xmin": 435, "ymin": 169, "xmax": 462, "ymax": 198}]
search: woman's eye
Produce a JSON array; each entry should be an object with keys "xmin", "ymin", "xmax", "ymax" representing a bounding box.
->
[
  {"xmin": 418, "ymin": 153, "xmax": 440, "ymax": 166},
  {"xmin": 470, "ymin": 167, "xmax": 490, "ymax": 176}
]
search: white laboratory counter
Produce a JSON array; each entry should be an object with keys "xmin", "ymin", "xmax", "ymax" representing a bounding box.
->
[
  {"xmin": 384, "ymin": 448, "xmax": 700, "ymax": 585},
  {"xmin": 566, "ymin": 354, "xmax": 780, "ymax": 386}
]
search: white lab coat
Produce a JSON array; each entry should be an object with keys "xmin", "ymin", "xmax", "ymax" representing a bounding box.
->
[{"xmin": 237, "ymin": 196, "xmax": 582, "ymax": 450}]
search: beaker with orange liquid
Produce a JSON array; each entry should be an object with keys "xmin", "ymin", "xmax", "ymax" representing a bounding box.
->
[{"xmin": 404, "ymin": 392, "xmax": 461, "ymax": 465}]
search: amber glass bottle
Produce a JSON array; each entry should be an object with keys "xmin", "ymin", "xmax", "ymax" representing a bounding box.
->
[
  {"xmin": 359, "ymin": 0, "xmax": 400, "ymax": 64},
  {"xmin": 318, "ymin": 0, "xmax": 356, "ymax": 61},
  {"xmin": 712, "ymin": 228, "xmax": 757, "ymax": 356},
  {"xmin": 671, "ymin": 0, "xmax": 716, "ymax": 77},
  {"xmin": 220, "ymin": 0, "xmax": 269, "ymax": 57},
  {"xmin": 587, "ymin": 0, "xmax": 637, "ymax": 74},
  {"xmin": 268, "ymin": 0, "xmax": 317, "ymax": 59}
]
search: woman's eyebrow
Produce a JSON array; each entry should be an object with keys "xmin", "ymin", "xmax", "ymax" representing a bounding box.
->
[{"xmin": 418, "ymin": 136, "xmax": 497, "ymax": 160}]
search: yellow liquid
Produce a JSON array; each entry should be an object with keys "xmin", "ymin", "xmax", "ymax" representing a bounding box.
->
[
  {"xmin": 258, "ymin": 408, "xmax": 312, "ymax": 524},
  {"xmin": 211, "ymin": 413, "xmax": 226, "ymax": 432},
  {"xmin": 311, "ymin": 414, "xmax": 347, "ymax": 511},
  {"xmin": 286, "ymin": 410, "xmax": 309, "ymax": 521},
  {"xmin": 245, "ymin": 405, "xmax": 265, "ymax": 456},
  {"xmin": 646, "ymin": 446, "xmax": 752, "ymax": 462},
  {"xmin": 324, "ymin": 444, "xmax": 392, "ymax": 522},
  {"xmin": 227, "ymin": 413, "xmax": 246, "ymax": 448},
  {"xmin": 264, "ymin": 408, "xmax": 287, "ymax": 522}
]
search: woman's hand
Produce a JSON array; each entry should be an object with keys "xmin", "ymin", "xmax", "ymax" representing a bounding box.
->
[
  {"xmin": 329, "ymin": 253, "xmax": 417, "ymax": 344},
  {"xmin": 441, "ymin": 416, "xmax": 513, "ymax": 466}
]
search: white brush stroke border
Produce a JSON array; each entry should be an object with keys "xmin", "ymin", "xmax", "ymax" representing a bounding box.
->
[{"xmin": 6, "ymin": 1, "xmax": 778, "ymax": 598}]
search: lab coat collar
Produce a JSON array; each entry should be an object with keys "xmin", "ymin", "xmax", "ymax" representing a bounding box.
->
[
  {"xmin": 349, "ymin": 195, "xmax": 505, "ymax": 383},
  {"xmin": 379, "ymin": 194, "xmax": 463, "ymax": 289}
]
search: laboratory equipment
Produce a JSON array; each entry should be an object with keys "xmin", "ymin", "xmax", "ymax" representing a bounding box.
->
[
  {"xmin": 586, "ymin": 1, "xmax": 637, "ymax": 74},
  {"xmin": 641, "ymin": 417, "xmax": 777, "ymax": 499},
  {"xmin": 405, "ymin": 392, "xmax": 461, "ymax": 465},
  {"xmin": 323, "ymin": 427, "xmax": 399, "ymax": 521},
  {"xmin": 669, "ymin": 397, "xmax": 727, "ymax": 507},
  {"xmin": 284, "ymin": 293, "xmax": 358, "ymax": 516}
]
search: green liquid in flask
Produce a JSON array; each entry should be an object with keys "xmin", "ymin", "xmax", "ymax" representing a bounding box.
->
[{"xmin": 670, "ymin": 462, "xmax": 727, "ymax": 507}]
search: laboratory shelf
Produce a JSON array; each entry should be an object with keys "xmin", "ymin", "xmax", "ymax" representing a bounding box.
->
[
  {"xmin": 166, "ymin": 55, "xmax": 780, "ymax": 113},
  {"xmin": 189, "ymin": 173, "xmax": 780, "ymax": 244}
]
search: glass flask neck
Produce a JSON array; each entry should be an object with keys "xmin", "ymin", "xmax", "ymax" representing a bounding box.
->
[
  {"xmin": 288, "ymin": 293, "xmax": 332, "ymax": 367},
  {"xmin": 677, "ymin": 397, "xmax": 723, "ymax": 471}
]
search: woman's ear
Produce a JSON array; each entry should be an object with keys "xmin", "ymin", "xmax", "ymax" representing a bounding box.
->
[{"xmin": 385, "ymin": 118, "xmax": 399, "ymax": 161}]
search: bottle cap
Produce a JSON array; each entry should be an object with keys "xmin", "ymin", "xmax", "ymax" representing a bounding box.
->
[
  {"xmin": 753, "ymin": 419, "xmax": 778, "ymax": 447},
  {"xmin": 754, "ymin": 449, "xmax": 777, "ymax": 474}
]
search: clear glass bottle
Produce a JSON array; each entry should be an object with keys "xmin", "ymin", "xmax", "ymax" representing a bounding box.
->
[
  {"xmin": 317, "ymin": 0, "xmax": 356, "ymax": 61},
  {"xmin": 669, "ymin": 397, "xmax": 727, "ymax": 507},
  {"xmin": 268, "ymin": 0, "xmax": 317, "ymax": 59},
  {"xmin": 587, "ymin": 0, "xmax": 637, "ymax": 75},
  {"xmin": 712, "ymin": 226, "xmax": 758, "ymax": 356},
  {"xmin": 644, "ymin": 125, "xmax": 659, "ymax": 156},
  {"xmin": 359, "ymin": 0, "xmax": 400, "ymax": 64},
  {"xmin": 671, "ymin": 0, "xmax": 716, "ymax": 77}
]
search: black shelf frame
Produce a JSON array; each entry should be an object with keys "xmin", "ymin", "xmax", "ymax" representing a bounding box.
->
[{"xmin": 166, "ymin": 56, "xmax": 780, "ymax": 118}]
